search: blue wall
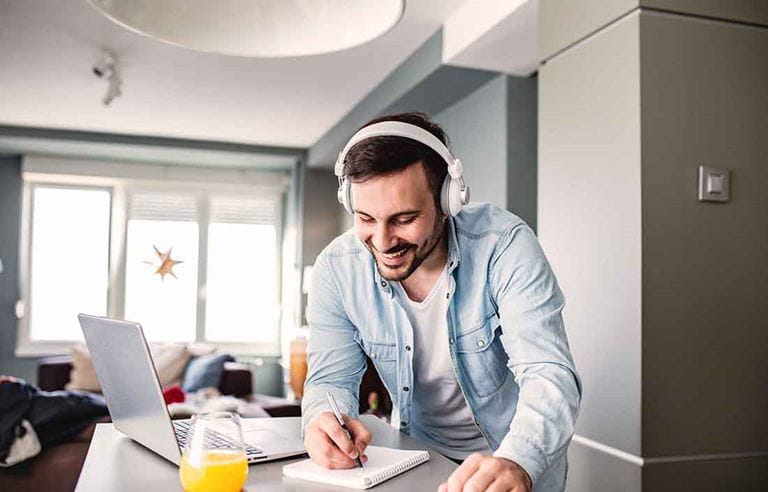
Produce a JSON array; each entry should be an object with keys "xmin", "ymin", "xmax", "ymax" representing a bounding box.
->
[
  {"xmin": 434, "ymin": 75, "xmax": 509, "ymax": 209},
  {"xmin": 0, "ymin": 155, "xmax": 39, "ymax": 382},
  {"xmin": 433, "ymin": 74, "xmax": 537, "ymax": 229}
]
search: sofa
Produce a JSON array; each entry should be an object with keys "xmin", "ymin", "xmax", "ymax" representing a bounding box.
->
[
  {"xmin": 0, "ymin": 356, "xmax": 300, "ymax": 492},
  {"xmin": 37, "ymin": 354, "xmax": 255, "ymax": 397}
]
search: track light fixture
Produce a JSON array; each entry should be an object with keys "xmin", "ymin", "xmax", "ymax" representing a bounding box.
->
[{"xmin": 93, "ymin": 49, "xmax": 122, "ymax": 106}]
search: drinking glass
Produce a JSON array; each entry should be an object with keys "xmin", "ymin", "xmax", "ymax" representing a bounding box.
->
[{"xmin": 179, "ymin": 411, "xmax": 248, "ymax": 492}]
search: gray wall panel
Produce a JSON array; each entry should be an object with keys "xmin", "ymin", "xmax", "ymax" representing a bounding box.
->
[
  {"xmin": 0, "ymin": 155, "xmax": 39, "ymax": 382},
  {"xmin": 384, "ymin": 65, "xmax": 498, "ymax": 118},
  {"xmin": 300, "ymin": 168, "xmax": 341, "ymax": 326},
  {"xmin": 539, "ymin": 13, "xmax": 643, "ymax": 455},
  {"xmin": 640, "ymin": 11, "xmax": 768, "ymax": 456},
  {"xmin": 540, "ymin": 0, "xmax": 638, "ymax": 61},
  {"xmin": 643, "ymin": 456, "xmax": 768, "ymax": 491},
  {"xmin": 567, "ymin": 441, "xmax": 642, "ymax": 492},
  {"xmin": 541, "ymin": 0, "xmax": 768, "ymax": 64},
  {"xmin": 301, "ymin": 169, "xmax": 341, "ymax": 266},
  {"xmin": 506, "ymin": 76, "xmax": 538, "ymax": 230},
  {"xmin": 642, "ymin": 0, "xmax": 768, "ymax": 26},
  {"xmin": 434, "ymin": 75, "xmax": 508, "ymax": 209}
]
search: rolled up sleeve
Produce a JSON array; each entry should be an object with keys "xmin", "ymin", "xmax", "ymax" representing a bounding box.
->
[
  {"xmin": 489, "ymin": 224, "xmax": 582, "ymax": 485},
  {"xmin": 301, "ymin": 254, "xmax": 367, "ymax": 434}
]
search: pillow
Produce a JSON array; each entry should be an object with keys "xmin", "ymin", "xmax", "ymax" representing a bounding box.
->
[
  {"xmin": 67, "ymin": 343, "xmax": 191, "ymax": 392},
  {"xmin": 66, "ymin": 345, "xmax": 101, "ymax": 392},
  {"xmin": 181, "ymin": 353, "xmax": 235, "ymax": 393},
  {"xmin": 186, "ymin": 343, "xmax": 217, "ymax": 358},
  {"xmin": 151, "ymin": 344, "xmax": 193, "ymax": 388}
]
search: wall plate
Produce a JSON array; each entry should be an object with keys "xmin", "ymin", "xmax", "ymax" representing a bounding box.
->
[{"xmin": 698, "ymin": 166, "xmax": 730, "ymax": 202}]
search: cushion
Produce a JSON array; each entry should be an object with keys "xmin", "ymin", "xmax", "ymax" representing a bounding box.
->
[
  {"xmin": 181, "ymin": 353, "xmax": 235, "ymax": 393},
  {"xmin": 66, "ymin": 345, "xmax": 100, "ymax": 392},
  {"xmin": 66, "ymin": 343, "xmax": 191, "ymax": 392},
  {"xmin": 186, "ymin": 343, "xmax": 217, "ymax": 358},
  {"xmin": 150, "ymin": 344, "xmax": 192, "ymax": 388}
]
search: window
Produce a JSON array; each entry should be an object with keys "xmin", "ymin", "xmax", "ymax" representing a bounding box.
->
[
  {"xmin": 18, "ymin": 159, "xmax": 288, "ymax": 355},
  {"xmin": 205, "ymin": 196, "xmax": 280, "ymax": 344},
  {"xmin": 27, "ymin": 186, "xmax": 111, "ymax": 342},
  {"xmin": 124, "ymin": 193, "xmax": 200, "ymax": 342}
]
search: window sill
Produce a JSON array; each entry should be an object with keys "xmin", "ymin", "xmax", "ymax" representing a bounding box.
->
[
  {"xmin": 15, "ymin": 341, "xmax": 75, "ymax": 358},
  {"xmin": 16, "ymin": 341, "xmax": 281, "ymax": 358}
]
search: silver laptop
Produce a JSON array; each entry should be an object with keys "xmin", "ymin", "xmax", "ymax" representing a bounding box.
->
[{"xmin": 77, "ymin": 314, "xmax": 306, "ymax": 465}]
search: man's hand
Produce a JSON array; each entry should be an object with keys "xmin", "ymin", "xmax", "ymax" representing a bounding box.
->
[
  {"xmin": 438, "ymin": 454, "xmax": 532, "ymax": 492},
  {"xmin": 305, "ymin": 412, "xmax": 373, "ymax": 469}
]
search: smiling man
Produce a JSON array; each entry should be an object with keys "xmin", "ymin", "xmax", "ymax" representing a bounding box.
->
[{"xmin": 302, "ymin": 112, "xmax": 581, "ymax": 491}]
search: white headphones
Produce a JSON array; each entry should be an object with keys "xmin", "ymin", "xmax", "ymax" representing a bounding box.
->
[{"xmin": 334, "ymin": 121, "xmax": 470, "ymax": 216}]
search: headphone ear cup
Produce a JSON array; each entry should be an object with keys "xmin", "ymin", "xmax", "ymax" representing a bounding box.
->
[
  {"xmin": 440, "ymin": 175, "xmax": 465, "ymax": 216},
  {"xmin": 440, "ymin": 175, "xmax": 452, "ymax": 216},
  {"xmin": 449, "ymin": 178, "xmax": 464, "ymax": 216},
  {"xmin": 337, "ymin": 177, "xmax": 354, "ymax": 214}
]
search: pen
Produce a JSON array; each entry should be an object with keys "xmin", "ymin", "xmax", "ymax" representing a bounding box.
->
[{"xmin": 326, "ymin": 392, "xmax": 364, "ymax": 468}]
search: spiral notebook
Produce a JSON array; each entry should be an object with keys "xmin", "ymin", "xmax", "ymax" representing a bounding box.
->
[{"xmin": 282, "ymin": 446, "xmax": 430, "ymax": 489}]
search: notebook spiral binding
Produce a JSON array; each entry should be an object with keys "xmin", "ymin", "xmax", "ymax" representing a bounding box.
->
[{"xmin": 363, "ymin": 452, "xmax": 429, "ymax": 487}]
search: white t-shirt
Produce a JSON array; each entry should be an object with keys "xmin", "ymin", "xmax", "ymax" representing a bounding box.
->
[{"xmin": 396, "ymin": 268, "xmax": 491, "ymax": 460}]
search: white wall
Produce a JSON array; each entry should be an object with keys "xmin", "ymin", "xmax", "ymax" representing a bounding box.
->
[{"xmin": 539, "ymin": 11, "xmax": 643, "ymax": 457}]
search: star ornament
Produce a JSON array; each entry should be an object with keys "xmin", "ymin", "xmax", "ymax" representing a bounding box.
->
[{"xmin": 144, "ymin": 245, "xmax": 183, "ymax": 281}]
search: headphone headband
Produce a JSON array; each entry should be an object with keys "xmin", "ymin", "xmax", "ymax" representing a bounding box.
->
[
  {"xmin": 334, "ymin": 121, "xmax": 462, "ymax": 179},
  {"xmin": 334, "ymin": 120, "xmax": 470, "ymax": 216}
]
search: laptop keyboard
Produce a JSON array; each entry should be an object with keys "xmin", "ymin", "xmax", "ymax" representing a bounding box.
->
[{"xmin": 173, "ymin": 420, "xmax": 266, "ymax": 462}]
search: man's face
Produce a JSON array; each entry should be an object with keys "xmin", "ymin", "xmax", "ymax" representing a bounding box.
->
[{"xmin": 352, "ymin": 162, "xmax": 445, "ymax": 281}]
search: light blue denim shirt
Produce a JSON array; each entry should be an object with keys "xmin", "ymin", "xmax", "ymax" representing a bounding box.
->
[{"xmin": 302, "ymin": 203, "xmax": 581, "ymax": 491}]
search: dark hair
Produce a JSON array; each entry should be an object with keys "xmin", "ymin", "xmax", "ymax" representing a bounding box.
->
[{"xmin": 343, "ymin": 112, "xmax": 450, "ymax": 209}]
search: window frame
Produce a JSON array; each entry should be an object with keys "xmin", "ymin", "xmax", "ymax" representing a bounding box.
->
[
  {"xmin": 16, "ymin": 161, "xmax": 287, "ymax": 357},
  {"xmin": 16, "ymin": 181, "xmax": 115, "ymax": 356}
]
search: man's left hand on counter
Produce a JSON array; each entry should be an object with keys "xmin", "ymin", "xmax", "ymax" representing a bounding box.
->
[{"xmin": 438, "ymin": 454, "xmax": 532, "ymax": 492}]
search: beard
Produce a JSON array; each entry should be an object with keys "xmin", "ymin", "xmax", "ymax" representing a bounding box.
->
[{"xmin": 365, "ymin": 215, "xmax": 446, "ymax": 282}]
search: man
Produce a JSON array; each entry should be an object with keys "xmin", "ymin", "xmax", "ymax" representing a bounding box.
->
[{"xmin": 302, "ymin": 112, "xmax": 581, "ymax": 491}]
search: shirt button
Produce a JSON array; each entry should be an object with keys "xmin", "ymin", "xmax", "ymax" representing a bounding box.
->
[
  {"xmin": 477, "ymin": 339, "xmax": 486, "ymax": 348},
  {"xmin": 400, "ymin": 421, "xmax": 407, "ymax": 427},
  {"xmin": 403, "ymin": 386, "xmax": 409, "ymax": 392},
  {"xmin": 380, "ymin": 280, "xmax": 387, "ymax": 288},
  {"xmin": 405, "ymin": 345, "xmax": 411, "ymax": 351},
  {"xmin": 446, "ymin": 292, "xmax": 450, "ymax": 299},
  {"xmin": 371, "ymin": 353, "xmax": 377, "ymax": 358},
  {"xmin": 449, "ymin": 338, "xmax": 454, "ymax": 345}
]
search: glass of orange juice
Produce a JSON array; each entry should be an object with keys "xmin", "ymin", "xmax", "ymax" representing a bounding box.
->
[{"xmin": 179, "ymin": 411, "xmax": 248, "ymax": 492}]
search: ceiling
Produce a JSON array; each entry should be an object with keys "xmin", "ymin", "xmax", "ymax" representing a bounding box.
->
[
  {"xmin": 0, "ymin": 0, "xmax": 466, "ymax": 149},
  {"xmin": 443, "ymin": 0, "xmax": 539, "ymax": 76}
]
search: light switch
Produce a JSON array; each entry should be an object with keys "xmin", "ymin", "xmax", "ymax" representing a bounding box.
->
[
  {"xmin": 707, "ymin": 173, "xmax": 724, "ymax": 194},
  {"xmin": 698, "ymin": 166, "xmax": 730, "ymax": 202}
]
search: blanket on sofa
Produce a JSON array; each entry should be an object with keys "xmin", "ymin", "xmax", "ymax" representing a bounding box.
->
[{"xmin": 0, "ymin": 379, "xmax": 108, "ymax": 467}]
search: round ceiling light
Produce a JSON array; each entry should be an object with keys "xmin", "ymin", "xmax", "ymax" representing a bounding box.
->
[{"xmin": 88, "ymin": 0, "xmax": 405, "ymax": 57}]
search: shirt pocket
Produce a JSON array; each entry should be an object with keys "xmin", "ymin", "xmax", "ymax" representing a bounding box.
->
[
  {"xmin": 455, "ymin": 313, "xmax": 509, "ymax": 397},
  {"xmin": 359, "ymin": 339, "xmax": 398, "ymax": 398},
  {"xmin": 360, "ymin": 339, "xmax": 398, "ymax": 362}
]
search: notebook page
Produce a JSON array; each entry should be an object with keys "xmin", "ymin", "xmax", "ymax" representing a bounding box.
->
[{"xmin": 282, "ymin": 446, "xmax": 430, "ymax": 489}]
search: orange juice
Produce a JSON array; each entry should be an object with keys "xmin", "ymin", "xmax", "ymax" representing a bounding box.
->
[{"xmin": 180, "ymin": 449, "xmax": 248, "ymax": 492}]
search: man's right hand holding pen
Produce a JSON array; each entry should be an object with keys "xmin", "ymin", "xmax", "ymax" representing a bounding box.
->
[{"xmin": 304, "ymin": 411, "xmax": 373, "ymax": 469}]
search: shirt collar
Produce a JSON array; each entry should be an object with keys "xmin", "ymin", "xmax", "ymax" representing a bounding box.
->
[{"xmin": 446, "ymin": 215, "xmax": 461, "ymax": 273}]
